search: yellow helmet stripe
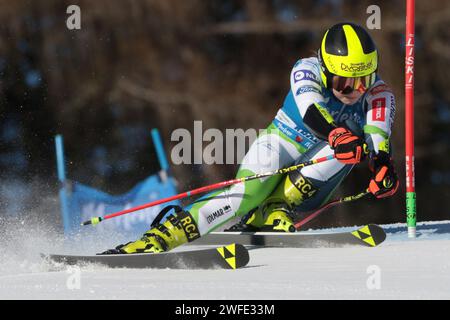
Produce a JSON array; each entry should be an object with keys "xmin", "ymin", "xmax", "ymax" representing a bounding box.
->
[{"xmin": 343, "ymin": 25, "xmax": 365, "ymax": 59}]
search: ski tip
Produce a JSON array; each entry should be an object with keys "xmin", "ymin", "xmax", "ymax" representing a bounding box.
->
[
  {"xmin": 216, "ymin": 243, "xmax": 250, "ymax": 270},
  {"xmin": 351, "ymin": 224, "xmax": 386, "ymax": 247}
]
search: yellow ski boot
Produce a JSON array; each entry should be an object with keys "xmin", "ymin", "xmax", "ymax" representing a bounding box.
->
[
  {"xmin": 226, "ymin": 170, "xmax": 318, "ymax": 233},
  {"xmin": 250, "ymin": 202, "xmax": 296, "ymax": 232},
  {"xmin": 101, "ymin": 206, "xmax": 200, "ymax": 254},
  {"xmin": 226, "ymin": 203, "xmax": 296, "ymax": 233},
  {"xmin": 261, "ymin": 207, "xmax": 296, "ymax": 232}
]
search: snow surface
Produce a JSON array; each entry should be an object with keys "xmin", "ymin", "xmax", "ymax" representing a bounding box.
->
[{"xmin": 1, "ymin": 220, "xmax": 450, "ymax": 300}]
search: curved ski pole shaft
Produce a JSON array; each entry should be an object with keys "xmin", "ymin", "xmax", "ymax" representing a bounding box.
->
[
  {"xmin": 294, "ymin": 188, "xmax": 370, "ymax": 230},
  {"xmin": 81, "ymin": 155, "xmax": 335, "ymax": 226}
]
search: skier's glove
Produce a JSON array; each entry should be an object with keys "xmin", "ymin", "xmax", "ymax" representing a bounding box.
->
[
  {"xmin": 368, "ymin": 151, "xmax": 399, "ymax": 198},
  {"xmin": 328, "ymin": 127, "xmax": 367, "ymax": 164}
]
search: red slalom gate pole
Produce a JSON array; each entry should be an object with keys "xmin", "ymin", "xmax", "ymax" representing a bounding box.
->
[
  {"xmin": 405, "ymin": 0, "xmax": 417, "ymax": 238},
  {"xmin": 81, "ymin": 155, "xmax": 335, "ymax": 226}
]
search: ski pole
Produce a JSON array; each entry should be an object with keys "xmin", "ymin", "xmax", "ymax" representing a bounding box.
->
[
  {"xmin": 81, "ymin": 154, "xmax": 335, "ymax": 226},
  {"xmin": 294, "ymin": 188, "xmax": 370, "ymax": 230}
]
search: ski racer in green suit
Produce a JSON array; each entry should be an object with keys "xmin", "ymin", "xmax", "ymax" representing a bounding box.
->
[{"xmin": 105, "ymin": 22, "xmax": 399, "ymax": 254}]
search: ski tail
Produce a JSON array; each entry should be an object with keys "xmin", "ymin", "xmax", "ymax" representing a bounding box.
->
[
  {"xmin": 216, "ymin": 243, "xmax": 249, "ymax": 269},
  {"xmin": 350, "ymin": 224, "xmax": 386, "ymax": 247}
]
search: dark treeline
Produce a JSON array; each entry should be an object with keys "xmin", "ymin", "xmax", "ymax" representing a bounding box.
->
[{"xmin": 0, "ymin": 0, "xmax": 449, "ymax": 229}]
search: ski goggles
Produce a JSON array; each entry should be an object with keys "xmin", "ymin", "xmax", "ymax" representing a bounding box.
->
[{"xmin": 331, "ymin": 73, "xmax": 377, "ymax": 94}]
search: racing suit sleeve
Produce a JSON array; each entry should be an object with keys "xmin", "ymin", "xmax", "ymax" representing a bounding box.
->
[
  {"xmin": 363, "ymin": 82, "xmax": 396, "ymax": 154},
  {"xmin": 289, "ymin": 59, "xmax": 336, "ymax": 140}
]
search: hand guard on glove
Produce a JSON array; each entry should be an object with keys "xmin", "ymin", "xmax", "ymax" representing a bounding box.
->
[
  {"xmin": 328, "ymin": 127, "xmax": 367, "ymax": 164},
  {"xmin": 368, "ymin": 151, "xmax": 399, "ymax": 198}
]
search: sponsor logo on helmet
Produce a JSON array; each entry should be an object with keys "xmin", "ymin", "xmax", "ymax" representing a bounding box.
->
[
  {"xmin": 325, "ymin": 57, "xmax": 337, "ymax": 74},
  {"xmin": 341, "ymin": 62, "xmax": 374, "ymax": 74},
  {"xmin": 293, "ymin": 70, "xmax": 320, "ymax": 84}
]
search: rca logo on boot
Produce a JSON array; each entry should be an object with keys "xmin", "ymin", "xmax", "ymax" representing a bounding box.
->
[
  {"xmin": 179, "ymin": 214, "xmax": 200, "ymax": 241},
  {"xmin": 294, "ymin": 176, "xmax": 318, "ymax": 199}
]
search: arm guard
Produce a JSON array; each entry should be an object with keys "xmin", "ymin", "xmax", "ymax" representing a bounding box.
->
[{"xmin": 303, "ymin": 103, "xmax": 337, "ymax": 141}]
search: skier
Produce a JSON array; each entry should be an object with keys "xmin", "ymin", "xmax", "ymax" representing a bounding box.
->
[{"xmin": 104, "ymin": 22, "xmax": 399, "ymax": 254}]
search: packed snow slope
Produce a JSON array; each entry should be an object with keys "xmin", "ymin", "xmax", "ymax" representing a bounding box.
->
[{"xmin": 0, "ymin": 220, "xmax": 449, "ymax": 299}]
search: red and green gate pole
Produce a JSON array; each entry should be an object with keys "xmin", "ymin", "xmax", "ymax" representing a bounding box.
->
[{"xmin": 405, "ymin": 0, "xmax": 416, "ymax": 238}]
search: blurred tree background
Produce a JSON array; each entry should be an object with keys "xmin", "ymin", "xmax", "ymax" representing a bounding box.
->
[{"xmin": 0, "ymin": 0, "xmax": 449, "ymax": 230}]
